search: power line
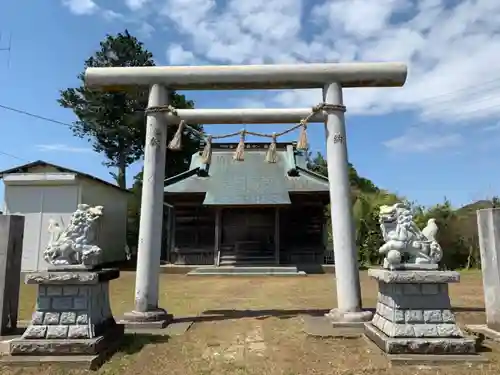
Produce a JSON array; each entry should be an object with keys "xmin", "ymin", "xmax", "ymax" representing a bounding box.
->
[
  {"xmin": 0, "ymin": 31, "xmax": 12, "ymax": 51},
  {"xmin": 0, "ymin": 150, "xmax": 26, "ymax": 162},
  {"xmin": 0, "ymin": 104, "xmax": 72, "ymax": 128},
  {"xmin": 0, "ymin": 32, "xmax": 12, "ymax": 68},
  {"xmin": 1, "ymin": 79, "xmax": 500, "ymax": 132},
  {"xmin": 411, "ymin": 76, "xmax": 500, "ymax": 105},
  {"xmin": 412, "ymin": 94, "xmax": 500, "ymax": 124}
]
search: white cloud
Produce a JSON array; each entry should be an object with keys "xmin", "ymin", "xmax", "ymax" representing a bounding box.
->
[
  {"xmin": 36, "ymin": 144, "xmax": 93, "ymax": 153},
  {"xmin": 482, "ymin": 122, "xmax": 500, "ymax": 132},
  {"xmin": 137, "ymin": 22, "xmax": 155, "ymax": 38},
  {"xmin": 61, "ymin": 0, "xmax": 500, "ymax": 151},
  {"xmin": 61, "ymin": 0, "xmax": 125, "ymax": 21},
  {"xmin": 125, "ymin": 0, "xmax": 150, "ymax": 11},
  {"xmin": 102, "ymin": 9, "xmax": 123, "ymax": 21},
  {"xmin": 236, "ymin": 98, "xmax": 268, "ymax": 109},
  {"xmin": 155, "ymin": 0, "xmax": 500, "ymax": 113},
  {"xmin": 62, "ymin": 0, "xmax": 98, "ymax": 15},
  {"xmin": 166, "ymin": 44, "xmax": 197, "ymax": 65},
  {"xmin": 158, "ymin": 0, "xmax": 500, "ymax": 144},
  {"xmin": 383, "ymin": 131, "xmax": 463, "ymax": 153}
]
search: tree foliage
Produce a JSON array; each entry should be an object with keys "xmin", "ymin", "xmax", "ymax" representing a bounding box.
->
[
  {"xmin": 59, "ymin": 30, "xmax": 201, "ymax": 190},
  {"xmin": 60, "ymin": 30, "xmax": 203, "ymax": 250},
  {"xmin": 59, "ymin": 30, "xmax": 156, "ymax": 188}
]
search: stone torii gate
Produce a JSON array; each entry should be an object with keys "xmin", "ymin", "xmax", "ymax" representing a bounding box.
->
[{"xmin": 84, "ymin": 62, "xmax": 408, "ymax": 327}]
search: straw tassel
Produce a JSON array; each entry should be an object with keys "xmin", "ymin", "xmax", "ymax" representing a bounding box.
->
[
  {"xmin": 201, "ymin": 135, "xmax": 213, "ymax": 164},
  {"xmin": 168, "ymin": 120, "xmax": 185, "ymax": 150},
  {"xmin": 265, "ymin": 133, "xmax": 278, "ymax": 163},
  {"xmin": 233, "ymin": 130, "xmax": 246, "ymax": 161},
  {"xmin": 296, "ymin": 121, "xmax": 309, "ymax": 150}
]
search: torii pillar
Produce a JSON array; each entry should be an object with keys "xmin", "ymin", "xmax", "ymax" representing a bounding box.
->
[
  {"xmin": 84, "ymin": 62, "xmax": 408, "ymax": 328},
  {"xmin": 323, "ymin": 82, "xmax": 372, "ymax": 324}
]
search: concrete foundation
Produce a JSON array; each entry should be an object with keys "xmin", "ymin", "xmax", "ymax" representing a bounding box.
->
[
  {"xmin": 0, "ymin": 267, "xmax": 124, "ymax": 370},
  {"xmin": 304, "ymin": 315, "xmax": 366, "ymax": 338},
  {"xmin": 364, "ymin": 269, "xmax": 483, "ymax": 362}
]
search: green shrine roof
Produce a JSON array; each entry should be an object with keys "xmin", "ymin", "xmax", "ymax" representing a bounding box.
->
[{"xmin": 164, "ymin": 142, "xmax": 330, "ymax": 206}]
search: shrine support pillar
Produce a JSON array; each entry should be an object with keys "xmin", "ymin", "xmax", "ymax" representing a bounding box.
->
[
  {"xmin": 323, "ymin": 82, "xmax": 372, "ymax": 324},
  {"xmin": 123, "ymin": 84, "xmax": 171, "ymax": 327}
]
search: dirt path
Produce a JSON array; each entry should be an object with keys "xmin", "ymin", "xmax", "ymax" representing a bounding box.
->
[{"xmin": 4, "ymin": 271, "xmax": 498, "ymax": 375}]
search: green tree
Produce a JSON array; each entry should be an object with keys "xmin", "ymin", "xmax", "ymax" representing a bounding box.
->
[
  {"xmin": 59, "ymin": 30, "xmax": 156, "ymax": 188},
  {"xmin": 59, "ymin": 30, "xmax": 200, "ymax": 190},
  {"xmin": 307, "ymin": 152, "xmax": 328, "ymax": 177},
  {"xmin": 411, "ymin": 199, "xmax": 473, "ymax": 270},
  {"xmin": 307, "ymin": 151, "xmax": 379, "ymax": 193},
  {"xmin": 307, "ymin": 151, "xmax": 398, "ymax": 265},
  {"xmin": 59, "ymin": 30, "xmax": 203, "ymax": 250}
]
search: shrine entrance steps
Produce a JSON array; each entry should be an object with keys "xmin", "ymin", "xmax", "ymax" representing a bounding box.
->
[
  {"xmin": 187, "ymin": 266, "xmax": 307, "ymax": 276},
  {"xmin": 218, "ymin": 242, "xmax": 276, "ymax": 266}
]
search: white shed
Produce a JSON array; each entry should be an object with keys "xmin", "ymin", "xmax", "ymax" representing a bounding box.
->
[{"xmin": 0, "ymin": 160, "xmax": 131, "ymax": 271}]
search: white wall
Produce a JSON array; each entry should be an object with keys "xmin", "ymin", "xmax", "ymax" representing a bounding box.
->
[
  {"xmin": 4, "ymin": 184, "xmax": 79, "ymax": 271},
  {"xmin": 80, "ymin": 179, "xmax": 129, "ymax": 264},
  {"xmin": 2, "ymin": 164, "xmax": 129, "ymax": 270}
]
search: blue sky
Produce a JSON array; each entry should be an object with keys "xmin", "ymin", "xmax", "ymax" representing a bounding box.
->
[{"xmin": 1, "ymin": 0, "xmax": 500, "ymax": 207}]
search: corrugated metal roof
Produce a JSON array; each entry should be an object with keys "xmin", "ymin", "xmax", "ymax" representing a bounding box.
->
[{"xmin": 164, "ymin": 145, "xmax": 330, "ymax": 205}]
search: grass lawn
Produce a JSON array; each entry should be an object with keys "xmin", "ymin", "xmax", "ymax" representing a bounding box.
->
[{"xmin": 2, "ymin": 270, "xmax": 497, "ymax": 375}]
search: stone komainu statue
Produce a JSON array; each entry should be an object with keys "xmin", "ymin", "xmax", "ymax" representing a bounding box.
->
[
  {"xmin": 44, "ymin": 204, "xmax": 104, "ymax": 266},
  {"xmin": 378, "ymin": 202, "xmax": 442, "ymax": 269}
]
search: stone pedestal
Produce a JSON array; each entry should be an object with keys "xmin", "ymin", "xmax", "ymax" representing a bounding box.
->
[
  {"xmin": 0, "ymin": 215, "xmax": 24, "ymax": 335},
  {"xmin": 3, "ymin": 267, "xmax": 124, "ymax": 369},
  {"xmin": 364, "ymin": 269, "xmax": 478, "ymax": 357},
  {"xmin": 467, "ymin": 209, "xmax": 500, "ymax": 340}
]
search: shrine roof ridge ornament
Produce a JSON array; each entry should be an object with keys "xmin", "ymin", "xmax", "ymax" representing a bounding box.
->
[{"xmin": 84, "ymin": 62, "xmax": 408, "ymax": 91}]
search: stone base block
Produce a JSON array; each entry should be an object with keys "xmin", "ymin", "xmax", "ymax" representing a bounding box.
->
[
  {"xmin": 125, "ymin": 320, "xmax": 193, "ymax": 336},
  {"xmin": 120, "ymin": 308, "xmax": 173, "ymax": 329},
  {"xmin": 465, "ymin": 324, "xmax": 500, "ymax": 343},
  {"xmin": 0, "ymin": 324, "xmax": 124, "ymax": 370},
  {"xmin": 120, "ymin": 319, "xmax": 172, "ymax": 330},
  {"xmin": 324, "ymin": 308, "xmax": 373, "ymax": 326},
  {"xmin": 387, "ymin": 354, "xmax": 488, "ymax": 366},
  {"xmin": 386, "ymin": 263, "xmax": 439, "ymax": 271},
  {"xmin": 8, "ymin": 323, "xmax": 124, "ymax": 356},
  {"xmin": 4, "ymin": 268, "xmax": 124, "ymax": 370},
  {"xmin": 0, "ymin": 355, "xmax": 111, "ymax": 371},
  {"xmin": 365, "ymin": 322, "xmax": 476, "ymax": 355}
]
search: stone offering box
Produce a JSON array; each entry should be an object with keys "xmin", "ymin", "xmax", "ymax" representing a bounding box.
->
[
  {"xmin": 3, "ymin": 266, "xmax": 124, "ymax": 369},
  {"xmin": 364, "ymin": 269, "xmax": 480, "ymax": 359}
]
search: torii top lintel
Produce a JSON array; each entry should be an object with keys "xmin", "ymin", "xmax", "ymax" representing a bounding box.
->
[{"xmin": 84, "ymin": 62, "xmax": 408, "ymax": 91}]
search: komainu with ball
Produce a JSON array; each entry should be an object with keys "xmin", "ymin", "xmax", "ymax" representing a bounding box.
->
[{"xmin": 378, "ymin": 202, "xmax": 442, "ymax": 270}]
